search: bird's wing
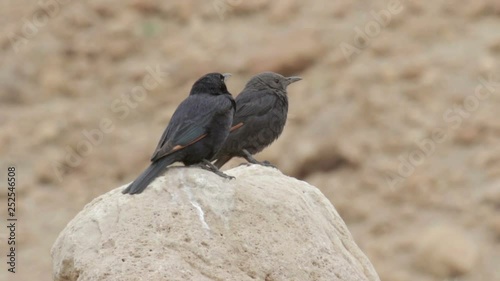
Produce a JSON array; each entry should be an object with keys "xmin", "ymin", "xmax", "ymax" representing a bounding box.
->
[
  {"xmin": 232, "ymin": 90, "xmax": 277, "ymax": 125},
  {"xmin": 150, "ymin": 95, "xmax": 220, "ymax": 162}
]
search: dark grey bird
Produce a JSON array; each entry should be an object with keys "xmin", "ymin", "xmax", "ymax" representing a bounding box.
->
[
  {"xmin": 213, "ymin": 72, "xmax": 301, "ymax": 168},
  {"xmin": 123, "ymin": 73, "xmax": 235, "ymax": 195}
]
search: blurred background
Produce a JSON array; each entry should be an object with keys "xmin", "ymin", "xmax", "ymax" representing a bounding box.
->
[{"xmin": 1, "ymin": 0, "xmax": 500, "ymax": 280}]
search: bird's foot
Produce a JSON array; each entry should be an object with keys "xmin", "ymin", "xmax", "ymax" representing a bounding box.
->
[
  {"xmin": 241, "ymin": 149, "xmax": 276, "ymax": 169},
  {"xmin": 198, "ymin": 160, "xmax": 235, "ymax": 180},
  {"xmin": 239, "ymin": 160, "xmax": 276, "ymax": 168}
]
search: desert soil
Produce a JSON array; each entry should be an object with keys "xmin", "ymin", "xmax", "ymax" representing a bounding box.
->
[{"xmin": 0, "ymin": 0, "xmax": 499, "ymax": 280}]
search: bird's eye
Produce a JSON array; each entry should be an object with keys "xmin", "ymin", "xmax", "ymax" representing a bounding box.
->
[{"xmin": 275, "ymin": 79, "xmax": 279, "ymax": 84}]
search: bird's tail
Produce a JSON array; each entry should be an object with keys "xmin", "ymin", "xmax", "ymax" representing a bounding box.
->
[{"xmin": 122, "ymin": 155, "xmax": 176, "ymax": 195}]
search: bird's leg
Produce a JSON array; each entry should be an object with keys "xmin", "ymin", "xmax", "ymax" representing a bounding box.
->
[
  {"xmin": 242, "ymin": 149, "xmax": 276, "ymax": 168},
  {"xmin": 199, "ymin": 159, "xmax": 235, "ymax": 179}
]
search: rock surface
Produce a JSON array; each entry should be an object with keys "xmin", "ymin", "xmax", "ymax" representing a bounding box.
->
[{"xmin": 51, "ymin": 165, "xmax": 380, "ymax": 281}]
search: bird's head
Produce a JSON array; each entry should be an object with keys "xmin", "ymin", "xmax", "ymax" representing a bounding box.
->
[
  {"xmin": 246, "ymin": 72, "xmax": 302, "ymax": 93},
  {"xmin": 190, "ymin": 73, "xmax": 232, "ymax": 96}
]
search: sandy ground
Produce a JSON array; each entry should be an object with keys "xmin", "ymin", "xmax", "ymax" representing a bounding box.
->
[{"xmin": 1, "ymin": 0, "xmax": 499, "ymax": 280}]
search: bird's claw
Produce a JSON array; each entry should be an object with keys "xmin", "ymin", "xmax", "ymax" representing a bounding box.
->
[
  {"xmin": 261, "ymin": 160, "xmax": 276, "ymax": 168},
  {"xmin": 239, "ymin": 160, "xmax": 276, "ymax": 169}
]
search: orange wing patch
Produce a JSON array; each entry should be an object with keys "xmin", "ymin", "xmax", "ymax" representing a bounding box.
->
[
  {"xmin": 164, "ymin": 123, "xmax": 242, "ymax": 157},
  {"xmin": 230, "ymin": 122, "xmax": 244, "ymax": 132}
]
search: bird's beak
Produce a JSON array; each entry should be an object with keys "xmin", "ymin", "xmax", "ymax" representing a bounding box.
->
[
  {"xmin": 286, "ymin": 76, "xmax": 302, "ymax": 85},
  {"xmin": 222, "ymin": 73, "xmax": 232, "ymax": 82}
]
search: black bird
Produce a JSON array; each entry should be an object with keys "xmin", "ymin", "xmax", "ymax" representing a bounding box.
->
[
  {"xmin": 123, "ymin": 73, "xmax": 235, "ymax": 195},
  {"xmin": 213, "ymin": 72, "xmax": 301, "ymax": 168}
]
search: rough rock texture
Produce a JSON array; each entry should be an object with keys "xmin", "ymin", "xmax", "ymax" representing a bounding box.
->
[{"xmin": 51, "ymin": 166, "xmax": 380, "ymax": 281}]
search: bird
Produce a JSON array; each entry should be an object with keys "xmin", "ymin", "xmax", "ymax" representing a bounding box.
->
[
  {"xmin": 212, "ymin": 72, "xmax": 301, "ymax": 169},
  {"xmin": 123, "ymin": 72, "xmax": 235, "ymax": 195}
]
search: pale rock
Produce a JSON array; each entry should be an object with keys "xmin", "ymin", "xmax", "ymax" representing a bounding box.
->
[{"xmin": 52, "ymin": 165, "xmax": 380, "ymax": 281}]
